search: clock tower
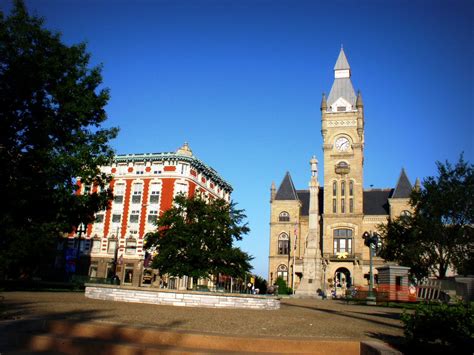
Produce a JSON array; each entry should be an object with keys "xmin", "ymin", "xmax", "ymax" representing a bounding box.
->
[{"xmin": 321, "ymin": 48, "xmax": 365, "ymax": 278}]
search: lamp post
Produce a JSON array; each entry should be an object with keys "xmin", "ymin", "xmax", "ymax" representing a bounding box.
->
[
  {"xmin": 75, "ymin": 223, "xmax": 86, "ymax": 275},
  {"xmin": 363, "ymin": 231, "xmax": 382, "ymax": 305}
]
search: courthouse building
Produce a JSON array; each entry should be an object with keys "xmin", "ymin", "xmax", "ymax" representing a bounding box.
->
[
  {"xmin": 268, "ymin": 48, "xmax": 417, "ymax": 296},
  {"xmin": 69, "ymin": 143, "xmax": 232, "ymax": 286}
]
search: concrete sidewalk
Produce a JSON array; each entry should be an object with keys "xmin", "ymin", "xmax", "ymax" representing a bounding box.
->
[{"xmin": 0, "ymin": 291, "xmax": 404, "ymax": 353}]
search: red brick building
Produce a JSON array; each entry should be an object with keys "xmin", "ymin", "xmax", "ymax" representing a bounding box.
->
[{"xmin": 68, "ymin": 143, "xmax": 232, "ymax": 286}]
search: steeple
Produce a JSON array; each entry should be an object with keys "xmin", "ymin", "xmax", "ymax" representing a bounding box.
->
[
  {"xmin": 334, "ymin": 47, "xmax": 351, "ymax": 72},
  {"xmin": 274, "ymin": 172, "xmax": 298, "ymax": 200},
  {"xmin": 327, "ymin": 47, "xmax": 357, "ymax": 111},
  {"xmin": 392, "ymin": 168, "xmax": 413, "ymax": 198}
]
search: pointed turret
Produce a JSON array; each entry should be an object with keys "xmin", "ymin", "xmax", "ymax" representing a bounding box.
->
[
  {"xmin": 270, "ymin": 181, "xmax": 276, "ymax": 202},
  {"xmin": 327, "ymin": 48, "xmax": 357, "ymax": 111},
  {"xmin": 414, "ymin": 177, "xmax": 421, "ymax": 192},
  {"xmin": 320, "ymin": 93, "xmax": 327, "ymax": 111},
  {"xmin": 392, "ymin": 168, "xmax": 413, "ymax": 198},
  {"xmin": 274, "ymin": 172, "xmax": 298, "ymax": 200},
  {"xmin": 356, "ymin": 90, "xmax": 364, "ymax": 109}
]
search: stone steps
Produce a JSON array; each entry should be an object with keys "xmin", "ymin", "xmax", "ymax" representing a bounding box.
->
[{"xmin": 2, "ymin": 319, "xmax": 398, "ymax": 354}]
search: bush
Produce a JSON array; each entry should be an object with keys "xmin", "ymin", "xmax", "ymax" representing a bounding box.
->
[
  {"xmin": 275, "ymin": 277, "xmax": 289, "ymax": 295},
  {"xmin": 401, "ymin": 301, "xmax": 473, "ymax": 353}
]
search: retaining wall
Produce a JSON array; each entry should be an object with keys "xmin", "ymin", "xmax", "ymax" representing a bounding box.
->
[{"xmin": 85, "ymin": 284, "xmax": 280, "ymax": 310}]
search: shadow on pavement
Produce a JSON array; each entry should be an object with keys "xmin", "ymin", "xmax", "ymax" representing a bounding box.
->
[{"xmin": 283, "ymin": 302, "xmax": 403, "ymax": 330}]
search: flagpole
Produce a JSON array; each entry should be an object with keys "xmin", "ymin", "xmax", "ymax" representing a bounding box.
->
[{"xmin": 292, "ymin": 223, "xmax": 297, "ymax": 295}]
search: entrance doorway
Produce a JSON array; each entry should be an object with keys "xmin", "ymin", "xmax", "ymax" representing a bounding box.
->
[{"xmin": 334, "ymin": 267, "xmax": 352, "ymax": 289}]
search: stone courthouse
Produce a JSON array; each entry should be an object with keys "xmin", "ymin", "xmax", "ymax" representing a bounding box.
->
[{"xmin": 268, "ymin": 48, "xmax": 417, "ymax": 296}]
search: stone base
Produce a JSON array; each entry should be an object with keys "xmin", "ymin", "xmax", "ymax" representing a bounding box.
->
[{"xmin": 85, "ymin": 284, "xmax": 280, "ymax": 310}]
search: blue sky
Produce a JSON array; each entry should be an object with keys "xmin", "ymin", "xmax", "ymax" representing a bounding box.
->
[{"xmin": 3, "ymin": 0, "xmax": 473, "ymax": 278}]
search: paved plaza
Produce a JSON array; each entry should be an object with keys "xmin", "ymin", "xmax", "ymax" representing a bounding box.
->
[{"xmin": 0, "ymin": 291, "xmax": 404, "ymax": 344}]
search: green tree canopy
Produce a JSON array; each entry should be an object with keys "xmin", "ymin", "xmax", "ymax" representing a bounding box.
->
[
  {"xmin": 379, "ymin": 155, "xmax": 473, "ymax": 279},
  {"xmin": 144, "ymin": 194, "xmax": 253, "ymax": 280},
  {"xmin": 0, "ymin": 1, "xmax": 118, "ymax": 277}
]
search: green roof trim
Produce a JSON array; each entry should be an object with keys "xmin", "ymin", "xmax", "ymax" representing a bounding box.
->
[{"xmin": 113, "ymin": 152, "xmax": 232, "ymax": 193}]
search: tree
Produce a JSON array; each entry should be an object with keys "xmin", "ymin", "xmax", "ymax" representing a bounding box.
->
[
  {"xmin": 379, "ymin": 155, "xmax": 473, "ymax": 279},
  {"xmin": 144, "ymin": 194, "xmax": 253, "ymax": 282},
  {"xmin": 0, "ymin": 1, "xmax": 118, "ymax": 278}
]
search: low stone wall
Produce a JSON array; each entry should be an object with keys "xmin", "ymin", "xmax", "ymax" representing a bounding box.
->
[{"xmin": 85, "ymin": 284, "xmax": 280, "ymax": 310}]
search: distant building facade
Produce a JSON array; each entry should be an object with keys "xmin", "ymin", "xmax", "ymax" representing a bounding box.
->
[
  {"xmin": 69, "ymin": 143, "xmax": 232, "ymax": 286},
  {"xmin": 268, "ymin": 49, "xmax": 417, "ymax": 296}
]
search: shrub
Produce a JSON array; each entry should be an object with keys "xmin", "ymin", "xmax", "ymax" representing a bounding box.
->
[
  {"xmin": 401, "ymin": 301, "xmax": 473, "ymax": 353},
  {"xmin": 275, "ymin": 277, "xmax": 288, "ymax": 295}
]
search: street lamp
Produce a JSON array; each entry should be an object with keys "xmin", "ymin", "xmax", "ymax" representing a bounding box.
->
[
  {"xmin": 75, "ymin": 223, "xmax": 86, "ymax": 275},
  {"xmin": 363, "ymin": 231, "xmax": 382, "ymax": 305}
]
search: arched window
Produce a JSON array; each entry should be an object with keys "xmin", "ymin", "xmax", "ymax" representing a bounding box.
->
[
  {"xmin": 277, "ymin": 264, "xmax": 288, "ymax": 280},
  {"xmin": 341, "ymin": 181, "xmax": 346, "ymax": 196},
  {"xmin": 333, "ymin": 181, "xmax": 337, "ymax": 196},
  {"xmin": 278, "ymin": 233, "xmax": 290, "ymax": 255},
  {"xmin": 349, "ymin": 181, "xmax": 354, "ymax": 196},
  {"xmin": 279, "ymin": 211, "xmax": 290, "ymax": 222},
  {"xmin": 333, "ymin": 229, "xmax": 353, "ymax": 255},
  {"xmin": 400, "ymin": 210, "xmax": 412, "ymax": 221}
]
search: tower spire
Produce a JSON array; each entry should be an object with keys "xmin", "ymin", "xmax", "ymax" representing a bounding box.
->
[{"xmin": 327, "ymin": 47, "xmax": 357, "ymax": 110}]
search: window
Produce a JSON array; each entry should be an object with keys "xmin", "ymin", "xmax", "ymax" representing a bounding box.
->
[
  {"xmin": 149, "ymin": 183, "xmax": 160, "ymax": 203},
  {"xmin": 337, "ymin": 106, "xmax": 346, "ymax": 112},
  {"xmin": 333, "ymin": 181, "xmax": 337, "ymax": 196},
  {"xmin": 349, "ymin": 181, "xmax": 354, "ymax": 196},
  {"xmin": 107, "ymin": 239, "xmax": 117, "ymax": 254},
  {"xmin": 341, "ymin": 181, "xmax": 345, "ymax": 196},
  {"xmin": 91, "ymin": 238, "xmax": 101, "ymax": 253},
  {"xmin": 174, "ymin": 182, "xmax": 188, "ymax": 197},
  {"xmin": 132, "ymin": 184, "xmax": 143, "ymax": 204},
  {"xmin": 148, "ymin": 210, "xmax": 158, "ymax": 224},
  {"xmin": 333, "ymin": 199, "xmax": 337, "ymax": 213},
  {"xmin": 95, "ymin": 214, "xmax": 104, "ymax": 223},
  {"xmin": 333, "ymin": 229, "xmax": 353, "ymax": 254},
  {"xmin": 112, "ymin": 214, "xmax": 121, "ymax": 223},
  {"xmin": 114, "ymin": 184, "xmax": 125, "ymax": 203},
  {"xmin": 125, "ymin": 238, "xmax": 137, "ymax": 255},
  {"xmin": 349, "ymin": 198, "xmax": 354, "ymax": 213},
  {"xmin": 135, "ymin": 165, "xmax": 144, "ymax": 175},
  {"xmin": 279, "ymin": 211, "xmax": 290, "ymax": 222},
  {"xmin": 278, "ymin": 233, "xmax": 290, "ymax": 255},
  {"xmin": 129, "ymin": 210, "xmax": 139, "ymax": 223},
  {"xmin": 277, "ymin": 264, "xmax": 288, "ymax": 280},
  {"xmin": 341, "ymin": 198, "xmax": 345, "ymax": 213}
]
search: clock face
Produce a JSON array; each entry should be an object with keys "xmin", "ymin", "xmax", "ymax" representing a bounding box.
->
[{"xmin": 335, "ymin": 137, "xmax": 350, "ymax": 152}]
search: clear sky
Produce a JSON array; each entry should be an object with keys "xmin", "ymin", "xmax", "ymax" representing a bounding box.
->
[{"xmin": 3, "ymin": 0, "xmax": 473, "ymax": 278}]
